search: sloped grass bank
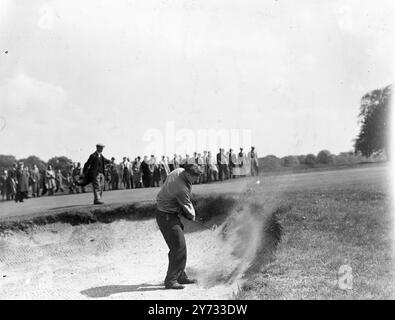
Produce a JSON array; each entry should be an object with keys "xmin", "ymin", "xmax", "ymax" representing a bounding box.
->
[{"xmin": 236, "ymin": 188, "xmax": 394, "ymax": 299}]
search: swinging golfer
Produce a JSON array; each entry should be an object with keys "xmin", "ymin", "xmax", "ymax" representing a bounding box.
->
[{"xmin": 156, "ymin": 164, "xmax": 203, "ymax": 289}]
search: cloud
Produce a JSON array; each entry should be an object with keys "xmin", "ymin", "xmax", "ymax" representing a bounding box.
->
[
  {"xmin": 0, "ymin": 74, "xmax": 94, "ymax": 160},
  {"xmin": 0, "ymin": 0, "xmax": 12, "ymax": 28},
  {"xmin": 0, "ymin": 74, "xmax": 68, "ymax": 124}
]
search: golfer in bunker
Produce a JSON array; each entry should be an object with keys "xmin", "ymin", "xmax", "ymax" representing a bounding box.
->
[{"xmin": 156, "ymin": 164, "xmax": 203, "ymax": 289}]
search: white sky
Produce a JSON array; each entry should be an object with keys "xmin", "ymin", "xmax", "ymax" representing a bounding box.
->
[{"xmin": 0, "ymin": 0, "xmax": 394, "ymax": 162}]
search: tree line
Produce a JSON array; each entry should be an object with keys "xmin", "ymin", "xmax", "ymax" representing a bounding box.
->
[{"xmin": 0, "ymin": 155, "xmax": 73, "ymax": 174}]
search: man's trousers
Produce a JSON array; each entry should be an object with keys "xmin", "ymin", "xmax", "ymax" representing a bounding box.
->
[
  {"xmin": 92, "ymin": 173, "xmax": 105, "ymax": 201},
  {"xmin": 156, "ymin": 210, "xmax": 187, "ymax": 285},
  {"xmin": 219, "ymin": 164, "xmax": 228, "ymax": 181},
  {"xmin": 31, "ymin": 182, "xmax": 40, "ymax": 197}
]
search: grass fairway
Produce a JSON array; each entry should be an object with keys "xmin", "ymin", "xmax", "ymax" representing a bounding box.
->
[{"xmin": 237, "ymin": 165, "xmax": 394, "ymax": 299}]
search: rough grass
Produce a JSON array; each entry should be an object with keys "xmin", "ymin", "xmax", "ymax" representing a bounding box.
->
[{"xmin": 236, "ymin": 187, "xmax": 394, "ymax": 299}]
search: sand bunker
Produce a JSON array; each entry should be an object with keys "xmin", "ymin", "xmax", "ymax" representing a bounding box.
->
[{"xmin": 0, "ymin": 194, "xmax": 282, "ymax": 299}]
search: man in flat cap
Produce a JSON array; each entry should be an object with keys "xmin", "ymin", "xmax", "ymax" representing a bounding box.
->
[
  {"xmin": 156, "ymin": 163, "xmax": 203, "ymax": 289},
  {"xmin": 81, "ymin": 144, "xmax": 111, "ymax": 204}
]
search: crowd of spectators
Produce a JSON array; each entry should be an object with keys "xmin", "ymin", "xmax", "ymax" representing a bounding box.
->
[{"xmin": 0, "ymin": 147, "xmax": 259, "ymax": 202}]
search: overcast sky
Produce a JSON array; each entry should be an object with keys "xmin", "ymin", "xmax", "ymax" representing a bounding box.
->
[{"xmin": 0, "ymin": 0, "xmax": 394, "ymax": 162}]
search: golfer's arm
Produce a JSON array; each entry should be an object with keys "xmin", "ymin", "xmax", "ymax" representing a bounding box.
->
[{"xmin": 176, "ymin": 192, "xmax": 195, "ymax": 221}]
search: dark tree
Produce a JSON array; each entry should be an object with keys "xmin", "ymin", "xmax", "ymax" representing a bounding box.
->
[
  {"xmin": 281, "ymin": 155, "xmax": 300, "ymax": 167},
  {"xmin": 297, "ymin": 155, "xmax": 306, "ymax": 164},
  {"xmin": 304, "ymin": 153, "xmax": 316, "ymax": 166},
  {"xmin": 18, "ymin": 155, "xmax": 47, "ymax": 171},
  {"xmin": 48, "ymin": 156, "xmax": 73, "ymax": 174},
  {"xmin": 354, "ymin": 84, "xmax": 392, "ymax": 157},
  {"xmin": 0, "ymin": 154, "xmax": 17, "ymax": 171},
  {"xmin": 260, "ymin": 155, "xmax": 281, "ymax": 170},
  {"xmin": 316, "ymin": 150, "xmax": 334, "ymax": 164}
]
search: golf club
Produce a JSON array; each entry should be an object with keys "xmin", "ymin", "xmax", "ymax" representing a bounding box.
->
[{"xmin": 193, "ymin": 219, "xmax": 217, "ymax": 231}]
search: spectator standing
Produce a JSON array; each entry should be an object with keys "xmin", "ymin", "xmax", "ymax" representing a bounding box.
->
[
  {"xmin": 196, "ymin": 153, "xmax": 205, "ymax": 184},
  {"xmin": 121, "ymin": 157, "xmax": 131, "ymax": 189},
  {"xmin": 15, "ymin": 162, "xmax": 29, "ymax": 202},
  {"xmin": 104, "ymin": 161, "xmax": 112, "ymax": 191},
  {"xmin": 207, "ymin": 151, "xmax": 218, "ymax": 182},
  {"xmin": 5, "ymin": 170, "xmax": 17, "ymax": 200},
  {"xmin": 73, "ymin": 162, "xmax": 86, "ymax": 193},
  {"xmin": 110, "ymin": 157, "xmax": 120, "ymax": 190},
  {"xmin": 217, "ymin": 148, "xmax": 229, "ymax": 181},
  {"xmin": 1, "ymin": 170, "xmax": 7, "ymax": 201},
  {"xmin": 11, "ymin": 163, "xmax": 17, "ymax": 176},
  {"xmin": 29, "ymin": 165, "xmax": 41, "ymax": 197},
  {"xmin": 233, "ymin": 147, "xmax": 245, "ymax": 176},
  {"xmin": 40, "ymin": 168, "xmax": 47, "ymax": 195},
  {"xmin": 55, "ymin": 169, "xmax": 66, "ymax": 193},
  {"xmin": 248, "ymin": 147, "xmax": 259, "ymax": 176},
  {"xmin": 159, "ymin": 156, "xmax": 170, "ymax": 184},
  {"xmin": 128, "ymin": 158, "xmax": 134, "ymax": 189},
  {"xmin": 141, "ymin": 156, "xmax": 151, "ymax": 188},
  {"xmin": 151, "ymin": 156, "xmax": 161, "ymax": 187},
  {"xmin": 66, "ymin": 169, "xmax": 74, "ymax": 194},
  {"xmin": 201, "ymin": 151, "xmax": 208, "ymax": 183},
  {"xmin": 132, "ymin": 157, "xmax": 142, "ymax": 188},
  {"xmin": 168, "ymin": 154, "xmax": 178, "ymax": 172},
  {"xmin": 45, "ymin": 165, "xmax": 56, "ymax": 196},
  {"xmin": 228, "ymin": 149, "xmax": 237, "ymax": 179}
]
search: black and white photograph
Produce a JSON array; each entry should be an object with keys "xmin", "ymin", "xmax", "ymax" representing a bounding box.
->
[{"xmin": 0, "ymin": 0, "xmax": 394, "ymax": 303}]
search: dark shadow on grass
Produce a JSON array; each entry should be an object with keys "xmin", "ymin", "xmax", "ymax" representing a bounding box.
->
[
  {"xmin": 81, "ymin": 283, "xmax": 166, "ymax": 298},
  {"xmin": 49, "ymin": 205, "xmax": 85, "ymax": 210},
  {"xmin": 0, "ymin": 195, "xmax": 239, "ymax": 234}
]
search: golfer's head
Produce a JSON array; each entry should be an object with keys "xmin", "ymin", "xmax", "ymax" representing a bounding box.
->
[{"xmin": 184, "ymin": 164, "xmax": 203, "ymax": 183}]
